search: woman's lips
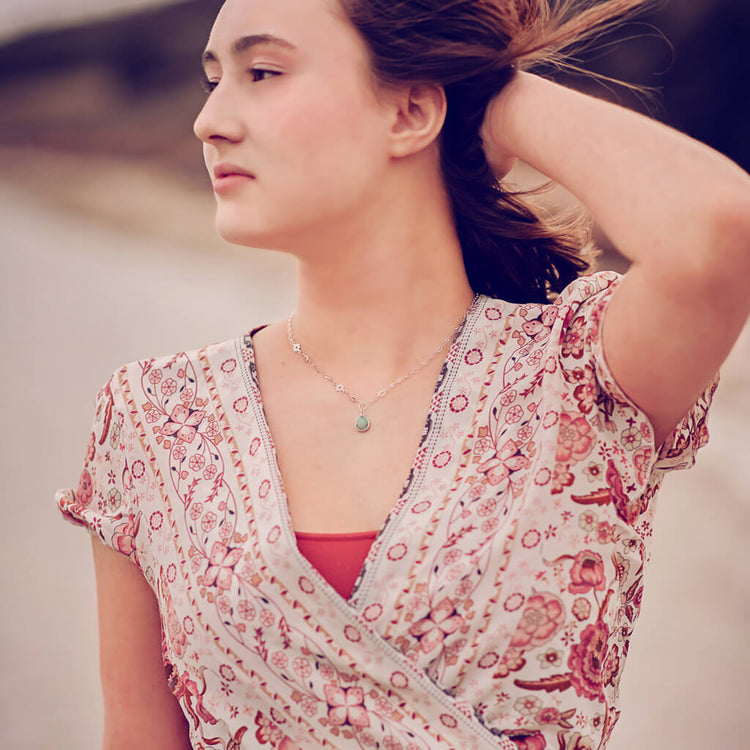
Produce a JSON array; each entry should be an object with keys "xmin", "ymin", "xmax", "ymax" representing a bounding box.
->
[
  {"xmin": 212, "ymin": 164, "xmax": 255, "ymax": 194},
  {"xmin": 213, "ymin": 173, "xmax": 255, "ymax": 194}
]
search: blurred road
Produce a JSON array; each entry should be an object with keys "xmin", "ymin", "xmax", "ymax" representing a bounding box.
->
[{"xmin": 0, "ymin": 150, "xmax": 748, "ymax": 748}]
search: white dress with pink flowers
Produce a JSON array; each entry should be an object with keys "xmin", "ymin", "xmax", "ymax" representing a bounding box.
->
[{"xmin": 56, "ymin": 272, "xmax": 715, "ymax": 750}]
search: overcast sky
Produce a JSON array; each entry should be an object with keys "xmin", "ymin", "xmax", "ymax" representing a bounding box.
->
[{"xmin": 0, "ymin": 0, "xmax": 183, "ymax": 42}]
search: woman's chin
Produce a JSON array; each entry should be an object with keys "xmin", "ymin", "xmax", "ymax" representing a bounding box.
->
[
  {"xmin": 214, "ymin": 216, "xmax": 295, "ymax": 253},
  {"xmin": 214, "ymin": 214, "xmax": 267, "ymax": 248}
]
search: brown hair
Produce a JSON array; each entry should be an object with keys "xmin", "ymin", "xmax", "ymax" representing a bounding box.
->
[{"xmin": 336, "ymin": 0, "xmax": 650, "ymax": 302}]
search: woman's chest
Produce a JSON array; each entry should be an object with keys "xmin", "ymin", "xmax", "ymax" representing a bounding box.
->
[{"xmin": 258, "ymin": 361, "xmax": 449, "ymax": 534}]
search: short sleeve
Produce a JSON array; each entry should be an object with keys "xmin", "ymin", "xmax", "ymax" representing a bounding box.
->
[
  {"xmin": 56, "ymin": 371, "xmax": 144, "ymax": 565},
  {"xmin": 553, "ymin": 271, "xmax": 718, "ymax": 521}
]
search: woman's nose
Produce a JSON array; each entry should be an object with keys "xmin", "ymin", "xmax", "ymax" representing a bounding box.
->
[{"xmin": 193, "ymin": 87, "xmax": 244, "ymax": 145}]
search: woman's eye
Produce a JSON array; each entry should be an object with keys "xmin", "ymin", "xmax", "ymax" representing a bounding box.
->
[
  {"xmin": 250, "ymin": 68, "xmax": 280, "ymax": 83},
  {"xmin": 200, "ymin": 74, "xmax": 218, "ymax": 94},
  {"xmin": 198, "ymin": 69, "xmax": 279, "ymax": 93}
]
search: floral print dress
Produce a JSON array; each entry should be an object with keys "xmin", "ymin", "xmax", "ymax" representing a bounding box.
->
[{"xmin": 56, "ymin": 272, "xmax": 715, "ymax": 750}]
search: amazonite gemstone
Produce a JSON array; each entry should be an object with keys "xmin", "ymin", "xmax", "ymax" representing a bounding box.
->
[{"xmin": 355, "ymin": 415, "xmax": 370, "ymax": 432}]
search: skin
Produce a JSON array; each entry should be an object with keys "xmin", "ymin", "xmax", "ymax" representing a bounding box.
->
[{"xmin": 92, "ymin": 0, "xmax": 750, "ymax": 746}]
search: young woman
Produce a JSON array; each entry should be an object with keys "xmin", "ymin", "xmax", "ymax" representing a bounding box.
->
[{"xmin": 56, "ymin": 0, "xmax": 750, "ymax": 748}]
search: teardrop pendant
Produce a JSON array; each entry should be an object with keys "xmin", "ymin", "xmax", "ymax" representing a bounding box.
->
[{"xmin": 355, "ymin": 414, "xmax": 371, "ymax": 433}]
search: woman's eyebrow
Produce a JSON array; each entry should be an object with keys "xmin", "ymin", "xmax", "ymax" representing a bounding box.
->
[{"xmin": 201, "ymin": 33, "xmax": 298, "ymax": 65}]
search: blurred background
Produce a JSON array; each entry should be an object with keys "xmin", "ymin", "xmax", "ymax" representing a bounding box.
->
[{"xmin": 0, "ymin": 0, "xmax": 748, "ymax": 747}]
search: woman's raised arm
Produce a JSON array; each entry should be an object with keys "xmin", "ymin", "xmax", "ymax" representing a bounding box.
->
[
  {"xmin": 91, "ymin": 538, "xmax": 192, "ymax": 750},
  {"xmin": 481, "ymin": 72, "xmax": 750, "ymax": 444}
]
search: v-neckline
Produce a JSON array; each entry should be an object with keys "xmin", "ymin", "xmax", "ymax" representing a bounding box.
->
[{"xmin": 239, "ymin": 300, "xmax": 485, "ymax": 607}]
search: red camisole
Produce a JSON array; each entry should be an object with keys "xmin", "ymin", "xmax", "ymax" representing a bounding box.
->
[{"xmin": 295, "ymin": 530, "xmax": 378, "ymax": 600}]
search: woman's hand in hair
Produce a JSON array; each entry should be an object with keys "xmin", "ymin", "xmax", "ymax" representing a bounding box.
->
[{"xmin": 478, "ymin": 67, "xmax": 750, "ymax": 446}]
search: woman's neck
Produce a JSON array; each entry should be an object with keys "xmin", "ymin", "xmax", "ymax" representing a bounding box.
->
[{"xmin": 291, "ymin": 185, "xmax": 473, "ymax": 381}]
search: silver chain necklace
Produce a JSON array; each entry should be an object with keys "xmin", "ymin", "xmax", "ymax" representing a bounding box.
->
[{"xmin": 287, "ymin": 295, "xmax": 479, "ymax": 433}]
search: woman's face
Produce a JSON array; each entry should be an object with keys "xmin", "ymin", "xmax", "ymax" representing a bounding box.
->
[{"xmin": 194, "ymin": 0, "xmax": 394, "ymax": 250}]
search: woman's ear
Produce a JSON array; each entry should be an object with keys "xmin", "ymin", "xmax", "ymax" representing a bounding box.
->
[{"xmin": 386, "ymin": 82, "xmax": 447, "ymax": 158}]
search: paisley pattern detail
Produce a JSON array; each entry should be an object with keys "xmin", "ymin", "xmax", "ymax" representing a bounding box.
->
[{"xmin": 56, "ymin": 272, "xmax": 715, "ymax": 748}]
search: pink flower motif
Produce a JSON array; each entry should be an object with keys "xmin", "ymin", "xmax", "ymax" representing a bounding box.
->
[
  {"xmin": 188, "ymin": 453, "xmax": 206, "ymax": 472},
  {"xmin": 477, "ymin": 497, "xmax": 497, "ymax": 517},
  {"xmin": 254, "ymin": 709, "xmax": 284, "ymax": 745},
  {"xmin": 170, "ymin": 671, "xmax": 217, "ymax": 726},
  {"xmin": 510, "ymin": 592, "xmax": 565, "ymax": 649},
  {"xmin": 572, "ymin": 597, "xmax": 592, "ymax": 622},
  {"xmin": 507, "ymin": 729, "xmax": 547, "ymax": 750},
  {"xmin": 299, "ymin": 694, "xmax": 318, "ymax": 717},
  {"xmin": 536, "ymin": 647, "xmax": 564, "ymax": 670},
  {"xmin": 324, "ymin": 685, "xmax": 370, "ymax": 728},
  {"xmin": 573, "ymin": 367, "xmax": 597, "ymax": 414},
  {"xmin": 632, "ymin": 446, "xmax": 653, "ymax": 485},
  {"xmin": 144, "ymin": 407, "xmax": 160, "ymax": 424},
  {"xmin": 408, "ymin": 597, "xmax": 465, "ymax": 654},
  {"xmin": 568, "ymin": 550, "xmax": 607, "ymax": 594},
  {"xmin": 75, "ymin": 469, "xmax": 93, "ymax": 507},
  {"xmin": 542, "ymin": 306, "xmax": 559, "ymax": 327},
  {"xmin": 517, "ymin": 425, "xmax": 534, "ymax": 442},
  {"xmin": 204, "ymin": 542, "xmax": 243, "ymax": 591},
  {"xmin": 112, "ymin": 514, "xmax": 139, "ymax": 557},
  {"xmin": 578, "ymin": 510, "xmax": 598, "ymax": 532},
  {"xmin": 293, "ymin": 657, "xmax": 312, "ymax": 678},
  {"xmin": 514, "ymin": 694, "xmax": 542, "ymax": 716},
  {"xmin": 551, "ymin": 463, "xmax": 574, "ymax": 494},
  {"xmin": 85, "ymin": 432, "xmax": 96, "ymax": 463},
  {"xmin": 596, "ymin": 522, "xmax": 614, "ymax": 544},
  {"xmin": 271, "ymin": 651, "xmax": 288, "ymax": 669},
  {"xmin": 536, "ymin": 706, "xmax": 561, "ymax": 724},
  {"xmin": 561, "ymin": 316, "xmax": 586, "ymax": 359},
  {"xmin": 527, "ymin": 349, "xmax": 543, "ymax": 367},
  {"xmin": 556, "ymin": 412, "xmax": 594, "ymax": 464},
  {"xmin": 522, "ymin": 319, "xmax": 550, "ymax": 341},
  {"xmin": 201, "ymin": 512, "xmax": 218, "ymax": 532},
  {"xmin": 159, "ymin": 404, "xmax": 206, "ymax": 444},
  {"xmin": 568, "ymin": 620, "xmax": 609, "ymax": 701},
  {"xmin": 559, "ymin": 733, "xmax": 595, "ymax": 750},
  {"xmin": 493, "ymin": 646, "xmax": 526, "ymax": 677},
  {"xmin": 477, "ymin": 439, "xmax": 530, "ymax": 486},
  {"xmin": 620, "ymin": 426, "xmax": 642, "ymax": 451},
  {"xmin": 473, "ymin": 437, "xmax": 493, "ymax": 456},
  {"xmin": 498, "ymin": 389, "xmax": 518, "ymax": 407},
  {"xmin": 481, "ymin": 517, "xmax": 499, "ymax": 534},
  {"xmin": 583, "ymin": 461, "xmax": 603, "ymax": 482},
  {"xmin": 160, "ymin": 378, "xmax": 177, "ymax": 396},
  {"xmin": 204, "ymin": 418, "xmax": 220, "ymax": 439},
  {"xmin": 602, "ymin": 643, "xmax": 621, "ymax": 687},
  {"xmin": 259, "ymin": 609, "xmax": 276, "ymax": 628}
]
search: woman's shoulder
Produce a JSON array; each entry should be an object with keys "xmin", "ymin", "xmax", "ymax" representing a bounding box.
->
[
  {"xmin": 101, "ymin": 332, "xmax": 251, "ymax": 400},
  {"xmin": 481, "ymin": 270, "xmax": 621, "ymax": 320},
  {"xmin": 476, "ymin": 271, "xmax": 622, "ymax": 352},
  {"xmin": 555, "ymin": 269, "xmax": 622, "ymax": 300}
]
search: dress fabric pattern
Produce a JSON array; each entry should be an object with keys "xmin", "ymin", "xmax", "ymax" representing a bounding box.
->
[{"xmin": 56, "ymin": 272, "xmax": 715, "ymax": 750}]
